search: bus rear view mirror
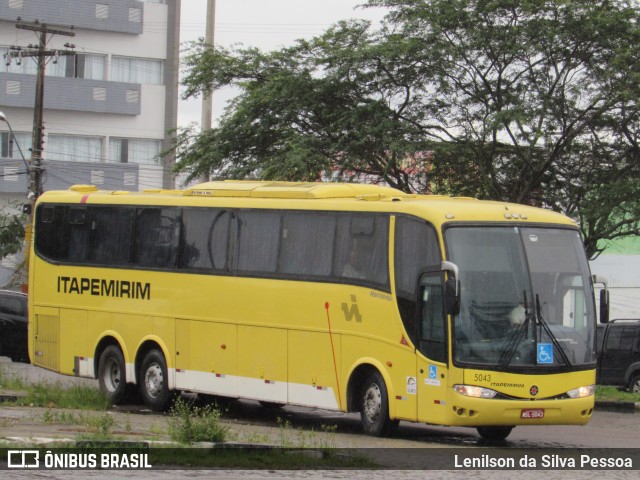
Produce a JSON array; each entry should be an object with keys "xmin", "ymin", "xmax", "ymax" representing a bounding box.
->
[
  {"xmin": 592, "ymin": 275, "xmax": 609, "ymax": 324},
  {"xmin": 599, "ymin": 289, "xmax": 610, "ymax": 324},
  {"xmin": 442, "ymin": 261, "xmax": 460, "ymax": 316}
]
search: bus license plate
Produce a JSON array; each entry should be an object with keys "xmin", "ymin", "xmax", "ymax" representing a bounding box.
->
[{"xmin": 521, "ymin": 408, "xmax": 545, "ymax": 419}]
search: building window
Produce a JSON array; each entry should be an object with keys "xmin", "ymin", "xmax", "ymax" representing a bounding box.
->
[
  {"xmin": 0, "ymin": 131, "xmax": 31, "ymax": 159},
  {"xmin": 1, "ymin": 46, "xmax": 37, "ymax": 75},
  {"xmin": 47, "ymin": 135, "xmax": 103, "ymax": 163},
  {"xmin": 109, "ymin": 138, "xmax": 161, "ymax": 165},
  {"xmin": 111, "ymin": 56, "xmax": 163, "ymax": 85},
  {"xmin": 1, "ymin": 48, "xmax": 105, "ymax": 80}
]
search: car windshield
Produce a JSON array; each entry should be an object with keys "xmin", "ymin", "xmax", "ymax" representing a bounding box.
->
[{"xmin": 445, "ymin": 226, "xmax": 596, "ymax": 370}]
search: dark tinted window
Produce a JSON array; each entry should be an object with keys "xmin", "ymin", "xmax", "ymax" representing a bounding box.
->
[
  {"xmin": 179, "ymin": 208, "xmax": 230, "ymax": 270},
  {"xmin": 132, "ymin": 208, "xmax": 179, "ymax": 268},
  {"xmin": 35, "ymin": 205, "xmax": 66, "ymax": 260},
  {"xmin": 88, "ymin": 207, "xmax": 134, "ymax": 265},
  {"xmin": 333, "ymin": 214, "xmax": 389, "ymax": 287},
  {"xmin": 35, "ymin": 204, "xmax": 391, "ymax": 290},
  {"xmin": 395, "ymin": 217, "xmax": 441, "ymax": 298},
  {"xmin": 395, "ymin": 216, "xmax": 441, "ymax": 346},
  {"xmin": 280, "ymin": 212, "xmax": 335, "ymax": 276},
  {"xmin": 607, "ymin": 326, "xmax": 635, "ymax": 350},
  {"xmin": 237, "ymin": 210, "xmax": 281, "ymax": 274}
]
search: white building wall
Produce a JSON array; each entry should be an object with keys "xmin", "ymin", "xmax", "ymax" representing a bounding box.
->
[{"xmin": 590, "ymin": 255, "xmax": 640, "ymax": 320}]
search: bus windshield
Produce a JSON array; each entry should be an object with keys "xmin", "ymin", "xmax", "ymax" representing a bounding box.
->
[{"xmin": 445, "ymin": 226, "xmax": 596, "ymax": 370}]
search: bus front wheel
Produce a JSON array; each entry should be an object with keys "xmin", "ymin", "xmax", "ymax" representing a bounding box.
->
[
  {"xmin": 97, "ymin": 345, "xmax": 127, "ymax": 405},
  {"xmin": 476, "ymin": 426, "xmax": 514, "ymax": 442},
  {"xmin": 360, "ymin": 370, "xmax": 398, "ymax": 436},
  {"xmin": 139, "ymin": 349, "xmax": 172, "ymax": 411}
]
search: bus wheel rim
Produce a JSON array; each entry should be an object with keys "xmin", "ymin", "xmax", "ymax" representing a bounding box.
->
[
  {"xmin": 104, "ymin": 358, "xmax": 121, "ymax": 393},
  {"xmin": 363, "ymin": 383, "xmax": 382, "ymax": 422},
  {"xmin": 144, "ymin": 363, "xmax": 164, "ymax": 398}
]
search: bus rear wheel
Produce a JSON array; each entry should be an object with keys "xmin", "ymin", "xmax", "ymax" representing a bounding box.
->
[
  {"xmin": 139, "ymin": 349, "xmax": 172, "ymax": 412},
  {"xmin": 97, "ymin": 345, "xmax": 127, "ymax": 405},
  {"xmin": 476, "ymin": 426, "xmax": 514, "ymax": 441},
  {"xmin": 360, "ymin": 370, "xmax": 398, "ymax": 436}
]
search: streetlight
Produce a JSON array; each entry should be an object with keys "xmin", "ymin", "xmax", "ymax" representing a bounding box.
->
[{"xmin": 0, "ymin": 111, "xmax": 30, "ymax": 179}]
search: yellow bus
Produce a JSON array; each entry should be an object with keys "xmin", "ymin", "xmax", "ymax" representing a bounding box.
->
[{"xmin": 28, "ymin": 181, "xmax": 605, "ymax": 440}]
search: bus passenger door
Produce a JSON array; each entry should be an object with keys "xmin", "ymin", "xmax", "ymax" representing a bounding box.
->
[{"xmin": 416, "ymin": 273, "xmax": 449, "ymax": 423}]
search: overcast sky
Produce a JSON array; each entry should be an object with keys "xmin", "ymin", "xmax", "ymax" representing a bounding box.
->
[{"xmin": 178, "ymin": 0, "xmax": 387, "ymax": 127}]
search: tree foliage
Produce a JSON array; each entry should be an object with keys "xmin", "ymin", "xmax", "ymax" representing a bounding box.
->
[
  {"xmin": 0, "ymin": 211, "xmax": 24, "ymax": 259},
  {"xmin": 175, "ymin": 0, "xmax": 640, "ymax": 258}
]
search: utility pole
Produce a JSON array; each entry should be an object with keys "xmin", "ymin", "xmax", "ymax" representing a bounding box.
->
[
  {"xmin": 4, "ymin": 20, "xmax": 75, "ymax": 291},
  {"xmin": 9, "ymin": 20, "xmax": 76, "ymax": 202},
  {"xmin": 199, "ymin": 0, "xmax": 215, "ymax": 183}
]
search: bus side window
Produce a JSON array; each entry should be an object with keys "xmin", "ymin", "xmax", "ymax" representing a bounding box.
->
[
  {"xmin": 89, "ymin": 207, "xmax": 134, "ymax": 265},
  {"xmin": 237, "ymin": 210, "xmax": 281, "ymax": 274},
  {"xmin": 333, "ymin": 214, "xmax": 389, "ymax": 288},
  {"xmin": 132, "ymin": 208, "xmax": 180, "ymax": 268},
  {"xmin": 35, "ymin": 205, "xmax": 66, "ymax": 260},
  {"xmin": 279, "ymin": 212, "xmax": 335, "ymax": 277},
  {"xmin": 420, "ymin": 274, "xmax": 447, "ymax": 362},
  {"xmin": 394, "ymin": 216, "xmax": 441, "ymax": 346},
  {"xmin": 68, "ymin": 207, "xmax": 89, "ymax": 262},
  {"xmin": 179, "ymin": 208, "xmax": 230, "ymax": 271}
]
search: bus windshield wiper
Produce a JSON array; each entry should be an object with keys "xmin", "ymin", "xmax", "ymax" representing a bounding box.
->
[
  {"xmin": 500, "ymin": 291, "xmax": 533, "ymax": 367},
  {"xmin": 535, "ymin": 294, "xmax": 572, "ymax": 367}
]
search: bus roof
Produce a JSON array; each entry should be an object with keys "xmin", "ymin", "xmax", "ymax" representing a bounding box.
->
[
  {"xmin": 38, "ymin": 181, "xmax": 576, "ymax": 227},
  {"xmin": 184, "ymin": 180, "xmax": 412, "ymax": 199}
]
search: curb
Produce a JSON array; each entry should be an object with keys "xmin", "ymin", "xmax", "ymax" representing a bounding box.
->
[{"xmin": 0, "ymin": 390, "xmax": 23, "ymax": 402}]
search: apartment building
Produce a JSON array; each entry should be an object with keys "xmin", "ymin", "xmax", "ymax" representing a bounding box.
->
[{"xmin": 0, "ymin": 0, "xmax": 181, "ymax": 285}]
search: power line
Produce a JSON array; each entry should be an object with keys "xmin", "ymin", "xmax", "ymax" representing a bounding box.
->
[{"xmin": 5, "ymin": 21, "xmax": 77, "ymax": 203}]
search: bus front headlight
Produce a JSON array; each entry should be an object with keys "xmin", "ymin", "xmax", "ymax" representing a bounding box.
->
[
  {"xmin": 566, "ymin": 385, "xmax": 595, "ymax": 398},
  {"xmin": 453, "ymin": 384, "xmax": 498, "ymax": 399}
]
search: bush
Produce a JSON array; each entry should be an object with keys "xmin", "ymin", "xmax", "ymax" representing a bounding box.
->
[{"xmin": 167, "ymin": 396, "xmax": 228, "ymax": 445}]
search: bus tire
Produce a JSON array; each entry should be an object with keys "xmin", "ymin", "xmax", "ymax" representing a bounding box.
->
[
  {"xmin": 476, "ymin": 426, "xmax": 514, "ymax": 441},
  {"xmin": 360, "ymin": 370, "xmax": 398, "ymax": 436},
  {"xmin": 97, "ymin": 345, "xmax": 127, "ymax": 405},
  {"xmin": 139, "ymin": 349, "xmax": 172, "ymax": 412},
  {"xmin": 629, "ymin": 373, "xmax": 640, "ymax": 394}
]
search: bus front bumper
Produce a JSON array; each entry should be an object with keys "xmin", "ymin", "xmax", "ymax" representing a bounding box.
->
[{"xmin": 445, "ymin": 394, "xmax": 594, "ymax": 427}]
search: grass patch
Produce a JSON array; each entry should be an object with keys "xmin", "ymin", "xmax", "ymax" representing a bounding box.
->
[
  {"xmin": 0, "ymin": 363, "xmax": 110, "ymax": 410},
  {"xmin": 167, "ymin": 396, "xmax": 229, "ymax": 445},
  {"xmin": 596, "ymin": 385, "xmax": 640, "ymax": 403},
  {"xmin": 5, "ymin": 382, "xmax": 110, "ymax": 410}
]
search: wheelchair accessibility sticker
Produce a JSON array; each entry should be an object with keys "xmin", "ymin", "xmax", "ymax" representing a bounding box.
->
[
  {"xmin": 537, "ymin": 343, "xmax": 553, "ymax": 364},
  {"xmin": 424, "ymin": 364, "xmax": 440, "ymax": 386}
]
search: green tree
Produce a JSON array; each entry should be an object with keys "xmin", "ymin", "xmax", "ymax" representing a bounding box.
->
[
  {"xmin": 0, "ymin": 211, "xmax": 24, "ymax": 259},
  {"xmin": 175, "ymin": 0, "xmax": 640, "ymax": 258}
]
